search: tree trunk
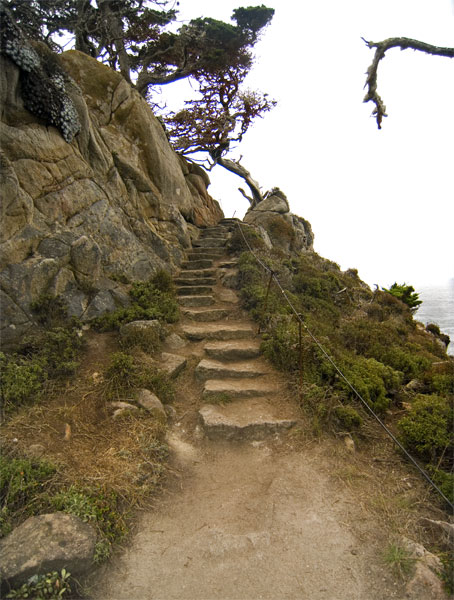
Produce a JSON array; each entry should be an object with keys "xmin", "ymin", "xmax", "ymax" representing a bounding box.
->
[
  {"xmin": 98, "ymin": 0, "xmax": 131, "ymax": 83},
  {"xmin": 216, "ymin": 157, "xmax": 263, "ymax": 207}
]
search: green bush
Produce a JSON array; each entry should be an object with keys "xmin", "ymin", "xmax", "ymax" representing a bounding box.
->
[
  {"xmin": 228, "ymin": 226, "xmax": 265, "ymax": 253},
  {"xmin": 0, "ymin": 455, "xmax": 56, "ymax": 537},
  {"xmin": 334, "ymin": 405, "xmax": 363, "ymax": 430},
  {"xmin": 338, "ymin": 356, "xmax": 402, "ymax": 413},
  {"xmin": 92, "ymin": 275, "xmax": 179, "ymax": 331},
  {"xmin": 397, "ymin": 395, "xmax": 453, "ymax": 463},
  {"xmin": 382, "ymin": 283, "xmax": 422, "ymax": 312},
  {"xmin": 0, "ymin": 354, "xmax": 45, "ymax": 413}
]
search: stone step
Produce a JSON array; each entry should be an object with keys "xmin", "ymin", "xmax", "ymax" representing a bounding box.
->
[
  {"xmin": 181, "ymin": 259, "xmax": 214, "ymax": 270},
  {"xmin": 190, "ymin": 247, "xmax": 224, "ymax": 256},
  {"xmin": 178, "ymin": 295, "xmax": 215, "ymax": 307},
  {"xmin": 182, "ymin": 308, "xmax": 231, "ymax": 322},
  {"xmin": 177, "ymin": 285, "xmax": 213, "ymax": 296},
  {"xmin": 200, "ymin": 227, "xmax": 228, "ymax": 236},
  {"xmin": 193, "ymin": 238, "xmax": 227, "ymax": 248},
  {"xmin": 175, "ymin": 276, "xmax": 217, "ymax": 286},
  {"xmin": 187, "ymin": 253, "xmax": 222, "ymax": 262},
  {"xmin": 195, "ymin": 358, "xmax": 269, "ymax": 381},
  {"xmin": 202, "ymin": 378, "xmax": 279, "ymax": 400},
  {"xmin": 181, "ymin": 269, "xmax": 216, "ymax": 278},
  {"xmin": 199, "ymin": 400, "xmax": 297, "ymax": 441},
  {"xmin": 204, "ymin": 340, "xmax": 261, "ymax": 361},
  {"xmin": 182, "ymin": 323, "xmax": 254, "ymax": 341}
]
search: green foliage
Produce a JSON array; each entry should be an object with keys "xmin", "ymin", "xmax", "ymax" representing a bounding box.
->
[
  {"xmin": 50, "ymin": 486, "xmax": 127, "ymax": 563},
  {"xmin": 0, "ymin": 455, "xmax": 56, "ymax": 537},
  {"xmin": 30, "ymin": 294, "xmax": 68, "ymax": 328},
  {"xmin": 426, "ymin": 467, "xmax": 454, "ymax": 506},
  {"xmin": 382, "ymin": 283, "xmax": 422, "ymax": 311},
  {"xmin": 383, "ymin": 543, "xmax": 416, "ymax": 578},
  {"xmin": 5, "ymin": 568, "xmax": 72, "ymax": 599},
  {"xmin": 338, "ymin": 357, "xmax": 402, "ymax": 413},
  {"xmin": 92, "ymin": 273, "xmax": 179, "ymax": 332},
  {"xmin": 398, "ymin": 395, "xmax": 453, "ymax": 463},
  {"xmin": 228, "ymin": 227, "xmax": 265, "ymax": 253},
  {"xmin": 0, "ymin": 353, "xmax": 45, "ymax": 413},
  {"xmin": 334, "ymin": 405, "xmax": 363, "ymax": 430}
]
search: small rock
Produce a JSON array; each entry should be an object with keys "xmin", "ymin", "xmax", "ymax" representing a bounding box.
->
[
  {"xmin": 26, "ymin": 444, "xmax": 46, "ymax": 458},
  {"xmin": 163, "ymin": 332, "xmax": 188, "ymax": 351},
  {"xmin": 0, "ymin": 513, "xmax": 96, "ymax": 588},
  {"xmin": 136, "ymin": 389, "xmax": 167, "ymax": 423},
  {"xmin": 164, "ymin": 405, "xmax": 177, "ymax": 421},
  {"xmin": 402, "ymin": 538, "xmax": 447, "ymax": 600},
  {"xmin": 405, "ymin": 379, "xmax": 424, "ymax": 392},
  {"xmin": 110, "ymin": 401, "xmax": 138, "ymax": 411},
  {"xmin": 160, "ymin": 352, "xmax": 187, "ymax": 378},
  {"xmin": 343, "ymin": 436, "xmax": 355, "ymax": 452}
]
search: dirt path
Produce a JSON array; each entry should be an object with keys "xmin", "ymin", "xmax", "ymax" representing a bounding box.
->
[
  {"xmin": 90, "ymin": 430, "xmax": 408, "ymax": 600},
  {"xmin": 87, "ymin": 224, "xmax": 446, "ymax": 600}
]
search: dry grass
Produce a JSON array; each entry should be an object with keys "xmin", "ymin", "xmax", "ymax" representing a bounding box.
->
[{"xmin": 1, "ymin": 333, "xmax": 170, "ymax": 509}]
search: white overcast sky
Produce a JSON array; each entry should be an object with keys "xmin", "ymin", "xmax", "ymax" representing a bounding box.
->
[{"xmin": 164, "ymin": 0, "xmax": 454, "ymax": 289}]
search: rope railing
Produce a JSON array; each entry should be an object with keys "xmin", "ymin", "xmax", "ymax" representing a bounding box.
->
[{"xmin": 235, "ymin": 220, "xmax": 454, "ymax": 510}]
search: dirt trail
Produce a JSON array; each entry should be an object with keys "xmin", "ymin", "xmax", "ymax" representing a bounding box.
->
[
  {"xmin": 90, "ymin": 432, "xmax": 407, "ymax": 600},
  {"xmin": 87, "ymin": 224, "xmax": 439, "ymax": 600}
]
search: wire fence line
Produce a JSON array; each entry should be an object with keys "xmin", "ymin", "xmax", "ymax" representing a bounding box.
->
[{"xmin": 235, "ymin": 220, "xmax": 454, "ymax": 510}]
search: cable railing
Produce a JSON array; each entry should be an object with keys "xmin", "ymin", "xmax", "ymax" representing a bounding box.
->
[{"xmin": 235, "ymin": 220, "xmax": 454, "ymax": 511}]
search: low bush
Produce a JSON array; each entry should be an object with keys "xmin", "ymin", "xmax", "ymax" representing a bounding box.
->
[
  {"xmin": 333, "ymin": 405, "xmax": 363, "ymax": 430},
  {"xmin": 0, "ymin": 455, "xmax": 56, "ymax": 537},
  {"xmin": 337, "ymin": 356, "xmax": 402, "ymax": 414},
  {"xmin": 397, "ymin": 395, "xmax": 453, "ymax": 464},
  {"xmin": 92, "ymin": 272, "xmax": 179, "ymax": 331}
]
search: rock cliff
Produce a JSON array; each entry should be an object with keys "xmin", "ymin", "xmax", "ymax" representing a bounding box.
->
[{"xmin": 0, "ymin": 48, "xmax": 223, "ymax": 347}]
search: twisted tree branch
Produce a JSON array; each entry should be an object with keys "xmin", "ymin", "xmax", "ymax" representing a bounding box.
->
[{"xmin": 363, "ymin": 37, "xmax": 454, "ymax": 129}]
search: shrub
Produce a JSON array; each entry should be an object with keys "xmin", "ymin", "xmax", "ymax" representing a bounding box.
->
[
  {"xmin": 338, "ymin": 356, "xmax": 402, "ymax": 413},
  {"xmin": 397, "ymin": 395, "xmax": 453, "ymax": 463},
  {"xmin": 228, "ymin": 226, "xmax": 265, "ymax": 253},
  {"xmin": 0, "ymin": 455, "xmax": 56, "ymax": 537},
  {"xmin": 0, "ymin": 354, "xmax": 45, "ymax": 414},
  {"xmin": 334, "ymin": 405, "xmax": 363, "ymax": 430},
  {"xmin": 382, "ymin": 283, "xmax": 422, "ymax": 312},
  {"xmin": 103, "ymin": 352, "xmax": 139, "ymax": 398},
  {"xmin": 92, "ymin": 276, "xmax": 179, "ymax": 331}
]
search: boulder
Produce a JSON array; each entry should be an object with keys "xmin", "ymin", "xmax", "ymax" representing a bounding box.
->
[
  {"xmin": 136, "ymin": 389, "xmax": 167, "ymax": 423},
  {"xmin": 244, "ymin": 194, "xmax": 314, "ymax": 254},
  {"xmin": 0, "ymin": 513, "xmax": 96, "ymax": 588}
]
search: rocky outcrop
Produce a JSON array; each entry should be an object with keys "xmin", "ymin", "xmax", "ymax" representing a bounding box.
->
[
  {"xmin": 244, "ymin": 189, "xmax": 314, "ymax": 253},
  {"xmin": 0, "ymin": 512, "xmax": 96, "ymax": 588},
  {"xmin": 0, "ymin": 46, "xmax": 222, "ymax": 348}
]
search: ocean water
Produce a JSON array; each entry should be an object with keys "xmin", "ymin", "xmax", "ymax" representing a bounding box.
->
[{"xmin": 414, "ymin": 280, "xmax": 454, "ymax": 356}]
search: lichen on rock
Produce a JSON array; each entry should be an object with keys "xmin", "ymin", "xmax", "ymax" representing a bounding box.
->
[{"xmin": 0, "ymin": 4, "xmax": 81, "ymax": 143}]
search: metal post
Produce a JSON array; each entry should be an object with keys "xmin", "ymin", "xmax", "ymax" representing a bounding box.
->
[{"xmin": 258, "ymin": 270, "xmax": 274, "ymax": 334}]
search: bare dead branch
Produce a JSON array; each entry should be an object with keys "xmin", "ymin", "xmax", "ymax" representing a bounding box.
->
[{"xmin": 363, "ymin": 37, "xmax": 454, "ymax": 129}]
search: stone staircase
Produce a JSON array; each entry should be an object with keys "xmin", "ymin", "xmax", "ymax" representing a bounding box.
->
[{"xmin": 174, "ymin": 221, "xmax": 298, "ymax": 441}]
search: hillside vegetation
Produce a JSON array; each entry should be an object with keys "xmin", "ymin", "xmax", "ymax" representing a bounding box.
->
[{"xmin": 228, "ymin": 225, "xmax": 453, "ymax": 505}]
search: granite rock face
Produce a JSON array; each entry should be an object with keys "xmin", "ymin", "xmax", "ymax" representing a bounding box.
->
[
  {"xmin": 244, "ymin": 192, "xmax": 314, "ymax": 254},
  {"xmin": 0, "ymin": 49, "xmax": 223, "ymax": 347}
]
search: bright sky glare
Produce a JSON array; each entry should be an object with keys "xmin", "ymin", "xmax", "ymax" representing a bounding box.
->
[{"xmin": 167, "ymin": 0, "xmax": 454, "ymax": 288}]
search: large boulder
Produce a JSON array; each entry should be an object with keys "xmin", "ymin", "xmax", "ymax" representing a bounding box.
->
[
  {"xmin": 244, "ymin": 191, "xmax": 314, "ymax": 254},
  {"xmin": 0, "ymin": 42, "xmax": 222, "ymax": 348},
  {"xmin": 0, "ymin": 512, "xmax": 96, "ymax": 588}
]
